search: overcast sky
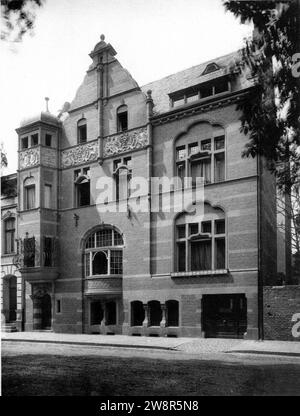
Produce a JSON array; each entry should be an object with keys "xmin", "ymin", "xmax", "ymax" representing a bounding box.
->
[{"xmin": 1, "ymin": 0, "xmax": 252, "ymax": 174}]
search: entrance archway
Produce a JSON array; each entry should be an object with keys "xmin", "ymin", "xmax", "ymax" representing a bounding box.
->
[{"xmin": 40, "ymin": 294, "xmax": 52, "ymax": 329}]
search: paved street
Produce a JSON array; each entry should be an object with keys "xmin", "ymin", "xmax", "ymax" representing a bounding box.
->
[{"xmin": 2, "ymin": 340, "xmax": 300, "ymax": 396}]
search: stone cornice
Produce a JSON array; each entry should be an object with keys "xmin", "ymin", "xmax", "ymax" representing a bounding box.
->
[{"xmin": 150, "ymin": 87, "xmax": 253, "ymax": 126}]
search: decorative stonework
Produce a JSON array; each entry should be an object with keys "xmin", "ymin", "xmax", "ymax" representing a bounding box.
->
[
  {"xmin": 103, "ymin": 127, "xmax": 148, "ymax": 157},
  {"xmin": 85, "ymin": 277, "xmax": 122, "ymax": 294},
  {"xmin": 61, "ymin": 141, "xmax": 98, "ymax": 168},
  {"xmin": 19, "ymin": 148, "xmax": 40, "ymax": 170}
]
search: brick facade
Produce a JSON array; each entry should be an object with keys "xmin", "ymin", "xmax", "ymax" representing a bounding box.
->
[{"xmin": 1, "ymin": 36, "xmax": 294, "ymax": 340}]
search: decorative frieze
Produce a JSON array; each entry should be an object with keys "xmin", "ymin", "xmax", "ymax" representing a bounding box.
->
[
  {"xmin": 61, "ymin": 141, "xmax": 98, "ymax": 168},
  {"xmin": 103, "ymin": 127, "xmax": 148, "ymax": 157},
  {"xmin": 19, "ymin": 148, "xmax": 40, "ymax": 170},
  {"xmin": 85, "ymin": 277, "xmax": 122, "ymax": 295}
]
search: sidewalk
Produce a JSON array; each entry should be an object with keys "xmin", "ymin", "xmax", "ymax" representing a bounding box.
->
[{"xmin": 2, "ymin": 331, "xmax": 300, "ymax": 357}]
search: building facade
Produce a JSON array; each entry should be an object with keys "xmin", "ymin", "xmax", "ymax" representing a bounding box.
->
[{"xmin": 1, "ymin": 36, "xmax": 285, "ymax": 338}]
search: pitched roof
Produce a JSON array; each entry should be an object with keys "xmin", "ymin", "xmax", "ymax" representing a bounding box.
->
[{"xmin": 141, "ymin": 50, "xmax": 245, "ymax": 114}]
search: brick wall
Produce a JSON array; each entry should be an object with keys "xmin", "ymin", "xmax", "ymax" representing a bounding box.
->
[{"xmin": 264, "ymin": 285, "xmax": 300, "ymax": 341}]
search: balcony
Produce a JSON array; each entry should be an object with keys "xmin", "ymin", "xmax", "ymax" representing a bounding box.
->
[
  {"xmin": 84, "ymin": 275, "xmax": 122, "ymax": 296},
  {"xmin": 20, "ymin": 267, "xmax": 59, "ymax": 282}
]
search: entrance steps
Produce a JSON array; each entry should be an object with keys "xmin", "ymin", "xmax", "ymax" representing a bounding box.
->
[{"xmin": 1, "ymin": 323, "xmax": 18, "ymax": 333}]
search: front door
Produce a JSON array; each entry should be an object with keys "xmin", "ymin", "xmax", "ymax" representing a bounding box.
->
[
  {"xmin": 202, "ymin": 294, "xmax": 247, "ymax": 338},
  {"xmin": 9, "ymin": 276, "xmax": 17, "ymax": 322},
  {"xmin": 41, "ymin": 294, "xmax": 52, "ymax": 329}
]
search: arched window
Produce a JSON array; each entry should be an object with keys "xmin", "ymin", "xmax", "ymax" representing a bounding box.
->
[
  {"xmin": 84, "ymin": 227, "xmax": 124, "ymax": 276},
  {"xmin": 4, "ymin": 217, "xmax": 15, "ymax": 254},
  {"xmin": 166, "ymin": 300, "xmax": 179, "ymax": 327},
  {"xmin": 175, "ymin": 202, "xmax": 226, "ymax": 272},
  {"xmin": 175, "ymin": 123, "xmax": 225, "ymax": 186},
  {"xmin": 74, "ymin": 168, "xmax": 90, "ymax": 207},
  {"xmin": 24, "ymin": 177, "xmax": 36, "ymax": 210},
  {"xmin": 77, "ymin": 118, "xmax": 87, "ymax": 143},
  {"xmin": 113, "ymin": 157, "xmax": 132, "ymax": 202},
  {"xmin": 131, "ymin": 301, "xmax": 144, "ymax": 326},
  {"xmin": 148, "ymin": 300, "xmax": 162, "ymax": 326},
  {"xmin": 117, "ymin": 105, "xmax": 128, "ymax": 132}
]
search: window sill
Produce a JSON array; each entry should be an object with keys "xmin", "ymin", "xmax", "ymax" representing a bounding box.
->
[
  {"xmin": 2, "ymin": 252, "xmax": 17, "ymax": 257},
  {"xmin": 85, "ymin": 274, "xmax": 122, "ymax": 279},
  {"xmin": 171, "ymin": 269, "xmax": 228, "ymax": 278}
]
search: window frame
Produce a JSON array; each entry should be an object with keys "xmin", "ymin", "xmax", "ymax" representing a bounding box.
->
[
  {"xmin": 84, "ymin": 228, "xmax": 124, "ymax": 277},
  {"xmin": 4, "ymin": 217, "xmax": 16, "ymax": 254},
  {"xmin": 24, "ymin": 184, "xmax": 36, "ymax": 210},
  {"xmin": 77, "ymin": 118, "xmax": 87, "ymax": 144},
  {"xmin": 74, "ymin": 167, "xmax": 91, "ymax": 207},
  {"xmin": 175, "ymin": 217, "xmax": 226, "ymax": 272},
  {"xmin": 175, "ymin": 133, "xmax": 226, "ymax": 186},
  {"xmin": 116, "ymin": 105, "xmax": 128, "ymax": 132}
]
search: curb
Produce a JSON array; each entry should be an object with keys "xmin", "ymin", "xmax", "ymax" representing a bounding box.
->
[
  {"xmin": 1, "ymin": 337, "xmax": 176, "ymax": 351},
  {"xmin": 227, "ymin": 350, "xmax": 300, "ymax": 358}
]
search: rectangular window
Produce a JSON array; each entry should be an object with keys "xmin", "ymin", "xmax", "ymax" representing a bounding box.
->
[
  {"xmin": 117, "ymin": 110, "xmax": 128, "ymax": 132},
  {"xmin": 44, "ymin": 184, "xmax": 52, "ymax": 209},
  {"xmin": 31, "ymin": 134, "xmax": 38, "ymax": 146},
  {"xmin": 201, "ymin": 221, "xmax": 212, "ymax": 234},
  {"xmin": 215, "ymin": 219, "xmax": 225, "ymax": 234},
  {"xmin": 215, "ymin": 238, "xmax": 226, "ymax": 269},
  {"xmin": 76, "ymin": 181, "xmax": 90, "ymax": 206},
  {"xmin": 214, "ymin": 79, "xmax": 229, "ymax": 94},
  {"xmin": 186, "ymin": 93, "xmax": 199, "ymax": 103},
  {"xmin": 43, "ymin": 237, "xmax": 53, "ymax": 267},
  {"xmin": 214, "ymin": 153, "xmax": 225, "ymax": 182},
  {"xmin": 201, "ymin": 139, "xmax": 211, "ymax": 152},
  {"xmin": 78, "ymin": 125, "xmax": 87, "ymax": 143},
  {"xmin": 45, "ymin": 134, "xmax": 52, "ymax": 147},
  {"xmin": 96, "ymin": 229, "xmax": 112, "ymax": 247},
  {"xmin": 23, "ymin": 237, "xmax": 35, "ymax": 267},
  {"xmin": 176, "ymin": 146, "xmax": 186, "ymax": 160},
  {"xmin": 177, "ymin": 224, "xmax": 186, "ymax": 239},
  {"xmin": 110, "ymin": 250, "xmax": 123, "ymax": 274},
  {"xmin": 191, "ymin": 240, "xmax": 212, "ymax": 271},
  {"xmin": 176, "ymin": 162, "xmax": 185, "ymax": 188},
  {"xmin": 189, "ymin": 223, "xmax": 199, "ymax": 235},
  {"xmin": 56, "ymin": 299, "xmax": 61, "ymax": 314},
  {"xmin": 85, "ymin": 252, "xmax": 91, "ymax": 276},
  {"xmin": 191, "ymin": 158, "xmax": 211, "ymax": 185},
  {"xmin": 177, "ymin": 242, "xmax": 186, "ymax": 272},
  {"xmin": 173, "ymin": 97, "xmax": 185, "ymax": 107},
  {"xmin": 21, "ymin": 137, "xmax": 28, "ymax": 149},
  {"xmin": 25, "ymin": 185, "xmax": 35, "ymax": 209},
  {"xmin": 214, "ymin": 135, "xmax": 225, "ymax": 150},
  {"xmin": 188, "ymin": 142, "xmax": 199, "ymax": 155},
  {"xmin": 200, "ymin": 84, "xmax": 213, "ymax": 98},
  {"xmin": 91, "ymin": 301, "xmax": 103, "ymax": 325},
  {"xmin": 4, "ymin": 219, "xmax": 15, "ymax": 254}
]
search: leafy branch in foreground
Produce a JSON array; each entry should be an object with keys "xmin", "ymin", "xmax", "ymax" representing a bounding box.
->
[{"xmin": 223, "ymin": 0, "xmax": 300, "ymax": 189}]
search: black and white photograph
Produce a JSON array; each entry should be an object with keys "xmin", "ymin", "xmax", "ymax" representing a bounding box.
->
[{"xmin": 1, "ymin": 0, "xmax": 300, "ymax": 400}]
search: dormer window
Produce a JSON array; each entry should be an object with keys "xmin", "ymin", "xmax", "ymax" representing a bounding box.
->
[
  {"xmin": 170, "ymin": 77, "xmax": 230, "ymax": 108},
  {"xmin": 117, "ymin": 105, "xmax": 128, "ymax": 132},
  {"xmin": 77, "ymin": 118, "xmax": 87, "ymax": 143},
  {"xmin": 201, "ymin": 62, "xmax": 220, "ymax": 75}
]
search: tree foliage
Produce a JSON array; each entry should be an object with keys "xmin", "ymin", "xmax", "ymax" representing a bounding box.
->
[
  {"xmin": 223, "ymin": 0, "xmax": 300, "ymax": 189},
  {"xmin": 1, "ymin": 0, "xmax": 44, "ymax": 42}
]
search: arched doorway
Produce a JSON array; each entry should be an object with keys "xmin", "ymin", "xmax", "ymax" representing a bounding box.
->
[
  {"xmin": 40, "ymin": 294, "xmax": 52, "ymax": 329},
  {"xmin": 9, "ymin": 276, "xmax": 17, "ymax": 322}
]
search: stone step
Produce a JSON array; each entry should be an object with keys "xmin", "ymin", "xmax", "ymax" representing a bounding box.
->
[{"xmin": 1, "ymin": 324, "xmax": 18, "ymax": 333}]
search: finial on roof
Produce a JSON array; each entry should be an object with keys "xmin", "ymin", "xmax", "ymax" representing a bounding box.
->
[
  {"xmin": 100, "ymin": 34, "xmax": 105, "ymax": 41},
  {"xmin": 45, "ymin": 97, "xmax": 49, "ymax": 112}
]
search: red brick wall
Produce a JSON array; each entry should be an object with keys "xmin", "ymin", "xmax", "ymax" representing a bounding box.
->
[{"xmin": 264, "ymin": 286, "xmax": 300, "ymax": 341}]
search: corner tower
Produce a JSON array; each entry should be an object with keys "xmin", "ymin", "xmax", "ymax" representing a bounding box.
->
[{"xmin": 16, "ymin": 102, "xmax": 61, "ymax": 331}]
